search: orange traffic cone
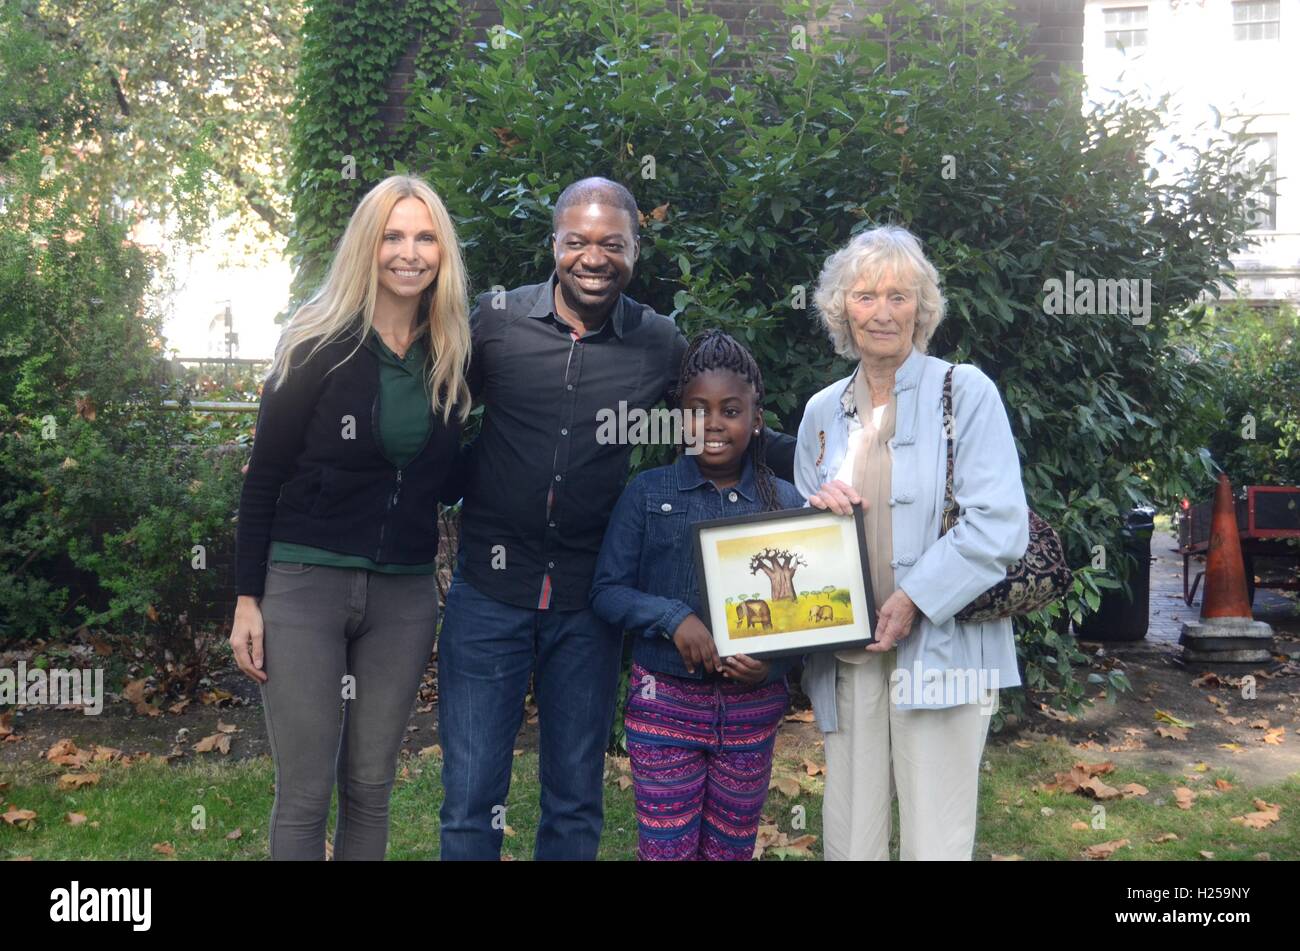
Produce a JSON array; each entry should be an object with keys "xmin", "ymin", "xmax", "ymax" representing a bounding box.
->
[
  {"xmin": 1180, "ymin": 473, "xmax": 1274, "ymax": 663},
  {"xmin": 1200, "ymin": 474, "xmax": 1253, "ymax": 620}
]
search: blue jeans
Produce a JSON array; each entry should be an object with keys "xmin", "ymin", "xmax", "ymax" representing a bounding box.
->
[{"xmin": 437, "ymin": 573, "xmax": 622, "ymax": 860}]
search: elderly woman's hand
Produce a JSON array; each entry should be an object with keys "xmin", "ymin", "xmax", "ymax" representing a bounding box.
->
[
  {"xmin": 866, "ymin": 588, "xmax": 919, "ymax": 652},
  {"xmin": 807, "ymin": 479, "xmax": 863, "ymax": 516}
]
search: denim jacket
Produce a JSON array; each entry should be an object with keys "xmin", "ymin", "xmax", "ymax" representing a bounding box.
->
[
  {"xmin": 590, "ymin": 453, "xmax": 806, "ymax": 685},
  {"xmin": 794, "ymin": 347, "xmax": 1030, "ymax": 726}
]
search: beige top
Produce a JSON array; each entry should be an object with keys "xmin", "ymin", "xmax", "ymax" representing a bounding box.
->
[{"xmin": 833, "ymin": 370, "xmax": 896, "ymax": 664}]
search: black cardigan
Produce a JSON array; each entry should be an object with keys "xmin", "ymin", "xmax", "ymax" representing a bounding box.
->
[{"xmin": 235, "ymin": 323, "xmax": 464, "ymax": 596}]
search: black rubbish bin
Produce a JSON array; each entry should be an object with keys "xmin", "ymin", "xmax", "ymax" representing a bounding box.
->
[{"xmin": 1075, "ymin": 506, "xmax": 1156, "ymax": 642}]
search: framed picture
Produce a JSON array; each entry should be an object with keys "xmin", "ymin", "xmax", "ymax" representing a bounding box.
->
[{"xmin": 692, "ymin": 504, "xmax": 876, "ymax": 659}]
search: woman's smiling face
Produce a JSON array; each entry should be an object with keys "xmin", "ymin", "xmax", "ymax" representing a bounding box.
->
[
  {"xmin": 845, "ymin": 268, "xmax": 917, "ymax": 365},
  {"xmin": 375, "ymin": 197, "xmax": 441, "ymax": 302}
]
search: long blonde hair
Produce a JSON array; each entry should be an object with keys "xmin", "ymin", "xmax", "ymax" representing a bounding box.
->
[{"xmin": 269, "ymin": 175, "xmax": 472, "ymax": 424}]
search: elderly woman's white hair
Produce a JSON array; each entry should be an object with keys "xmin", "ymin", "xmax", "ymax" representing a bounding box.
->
[{"xmin": 812, "ymin": 224, "xmax": 947, "ymax": 359}]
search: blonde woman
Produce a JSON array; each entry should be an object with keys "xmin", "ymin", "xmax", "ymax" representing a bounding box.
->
[
  {"xmin": 795, "ymin": 225, "xmax": 1029, "ymax": 860},
  {"xmin": 229, "ymin": 175, "xmax": 472, "ymax": 860}
]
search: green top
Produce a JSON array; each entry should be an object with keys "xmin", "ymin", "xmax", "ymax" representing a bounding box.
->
[{"xmin": 269, "ymin": 326, "xmax": 438, "ymax": 574}]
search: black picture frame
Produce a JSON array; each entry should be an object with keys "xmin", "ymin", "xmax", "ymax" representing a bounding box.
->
[{"xmin": 691, "ymin": 503, "xmax": 877, "ymax": 659}]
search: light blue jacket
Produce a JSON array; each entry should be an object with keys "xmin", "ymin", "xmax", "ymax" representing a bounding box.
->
[{"xmin": 794, "ymin": 346, "xmax": 1030, "ymax": 727}]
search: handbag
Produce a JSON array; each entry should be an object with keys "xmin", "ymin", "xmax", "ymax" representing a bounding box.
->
[{"xmin": 939, "ymin": 366, "xmax": 1073, "ymax": 621}]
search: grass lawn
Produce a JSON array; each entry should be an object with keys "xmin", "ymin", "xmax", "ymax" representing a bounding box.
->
[{"xmin": 2, "ymin": 738, "xmax": 1294, "ymax": 860}]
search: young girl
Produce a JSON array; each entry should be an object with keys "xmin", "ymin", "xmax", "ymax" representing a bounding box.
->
[
  {"xmin": 591, "ymin": 329, "xmax": 805, "ymax": 861},
  {"xmin": 228, "ymin": 175, "xmax": 471, "ymax": 860}
]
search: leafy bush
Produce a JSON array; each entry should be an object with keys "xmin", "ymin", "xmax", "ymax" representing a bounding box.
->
[
  {"xmin": 1190, "ymin": 300, "xmax": 1300, "ymax": 487},
  {"xmin": 1, "ymin": 166, "xmax": 246, "ymax": 687}
]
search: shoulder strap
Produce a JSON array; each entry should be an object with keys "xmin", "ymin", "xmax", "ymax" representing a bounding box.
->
[{"xmin": 940, "ymin": 366, "xmax": 959, "ymax": 536}]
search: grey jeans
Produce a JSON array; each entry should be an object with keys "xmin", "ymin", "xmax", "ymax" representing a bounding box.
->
[{"xmin": 257, "ymin": 562, "xmax": 439, "ymax": 860}]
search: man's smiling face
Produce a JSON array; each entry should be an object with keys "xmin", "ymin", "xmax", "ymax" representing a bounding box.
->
[{"xmin": 552, "ymin": 202, "xmax": 639, "ymax": 318}]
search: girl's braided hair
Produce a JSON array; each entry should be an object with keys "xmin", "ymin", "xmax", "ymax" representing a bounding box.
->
[{"xmin": 673, "ymin": 329, "xmax": 783, "ymax": 512}]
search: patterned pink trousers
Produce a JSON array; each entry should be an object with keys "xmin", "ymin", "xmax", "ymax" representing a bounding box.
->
[{"xmin": 625, "ymin": 662, "xmax": 788, "ymax": 861}]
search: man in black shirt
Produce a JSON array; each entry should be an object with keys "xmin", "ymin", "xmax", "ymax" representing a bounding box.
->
[{"xmin": 437, "ymin": 178, "xmax": 794, "ymax": 860}]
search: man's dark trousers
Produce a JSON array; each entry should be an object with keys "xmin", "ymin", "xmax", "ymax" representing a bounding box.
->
[{"xmin": 437, "ymin": 572, "xmax": 622, "ymax": 860}]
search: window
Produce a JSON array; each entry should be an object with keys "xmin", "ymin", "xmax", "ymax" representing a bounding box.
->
[
  {"xmin": 1233, "ymin": 1, "xmax": 1280, "ymax": 41},
  {"xmin": 1243, "ymin": 134, "xmax": 1278, "ymax": 231},
  {"xmin": 1104, "ymin": 6, "xmax": 1148, "ymax": 49}
]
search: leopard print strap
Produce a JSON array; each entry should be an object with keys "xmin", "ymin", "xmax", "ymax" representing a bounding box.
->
[{"xmin": 940, "ymin": 366, "xmax": 959, "ymax": 536}]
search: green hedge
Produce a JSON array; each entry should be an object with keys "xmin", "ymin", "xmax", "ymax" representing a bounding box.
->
[
  {"xmin": 0, "ymin": 164, "xmax": 245, "ymax": 692},
  {"xmin": 1193, "ymin": 301, "xmax": 1300, "ymax": 489}
]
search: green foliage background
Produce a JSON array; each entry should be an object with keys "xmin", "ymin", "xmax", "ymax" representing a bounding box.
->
[
  {"xmin": 286, "ymin": 0, "xmax": 461, "ymax": 303},
  {"xmin": 0, "ymin": 155, "xmax": 247, "ymax": 692}
]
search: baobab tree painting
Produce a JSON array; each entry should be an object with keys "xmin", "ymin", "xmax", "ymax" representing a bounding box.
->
[
  {"xmin": 748, "ymin": 547, "xmax": 806, "ymax": 602},
  {"xmin": 710, "ymin": 523, "xmax": 857, "ymax": 639}
]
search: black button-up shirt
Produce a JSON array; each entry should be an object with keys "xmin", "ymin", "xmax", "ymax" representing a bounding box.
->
[{"xmin": 452, "ymin": 271, "xmax": 796, "ymax": 611}]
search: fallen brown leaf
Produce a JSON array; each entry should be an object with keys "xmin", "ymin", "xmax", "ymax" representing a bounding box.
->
[
  {"xmin": 1083, "ymin": 838, "xmax": 1130, "ymax": 860},
  {"xmin": 1215, "ymin": 778, "xmax": 1234, "ymax": 791},
  {"xmin": 1155, "ymin": 726, "xmax": 1188, "ymax": 741},
  {"xmin": 1070, "ymin": 820, "xmax": 1089, "ymax": 831},
  {"xmin": 2, "ymin": 806, "xmax": 37, "ymax": 828},
  {"xmin": 1119, "ymin": 783, "xmax": 1149, "ymax": 798},
  {"xmin": 1080, "ymin": 776, "xmax": 1122, "ymax": 800},
  {"xmin": 1230, "ymin": 799, "xmax": 1281, "ymax": 830},
  {"xmin": 65, "ymin": 812, "xmax": 88, "ymax": 825},
  {"xmin": 770, "ymin": 775, "xmax": 801, "ymax": 798},
  {"xmin": 57, "ymin": 772, "xmax": 100, "ymax": 790},
  {"xmin": 1262, "ymin": 727, "xmax": 1285, "ymax": 745},
  {"xmin": 1044, "ymin": 761, "xmax": 1118, "ymax": 796},
  {"xmin": 1153, "ymin": 832, "xmax": 1179, "ymax": 843},
  {"xmin": 1173, "ymin": 787, "xmax": 1196, "ymax": 810},
  {"xmin": 225, "ymin": 828, "xmax": 243, "ymax": 841},
  {"xmin": 152, "ymin": 842, "xmax": 175, "ymax": 856},
  {"xmin": 45, "ymin": 739, "xmax": 91, "ymax": 768},
  {"xmin": 192, "ymin": 733, "xmax": 231, "ymax": 755}
]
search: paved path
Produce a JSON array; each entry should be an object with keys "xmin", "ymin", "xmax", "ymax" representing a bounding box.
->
[{"xmin": 1106, "ymin": 529, "xmax": 1298, "ymax": 654}]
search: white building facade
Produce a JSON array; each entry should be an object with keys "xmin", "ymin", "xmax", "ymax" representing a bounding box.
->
[{"xmin": 1083, "ymin": 0, "xmax": 1299, "ymax": 304}]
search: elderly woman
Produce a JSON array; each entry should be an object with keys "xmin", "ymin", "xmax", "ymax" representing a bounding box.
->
[{"xmin": 795, "ymin": 224, "xmax": 1029, "ymax": 861}]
